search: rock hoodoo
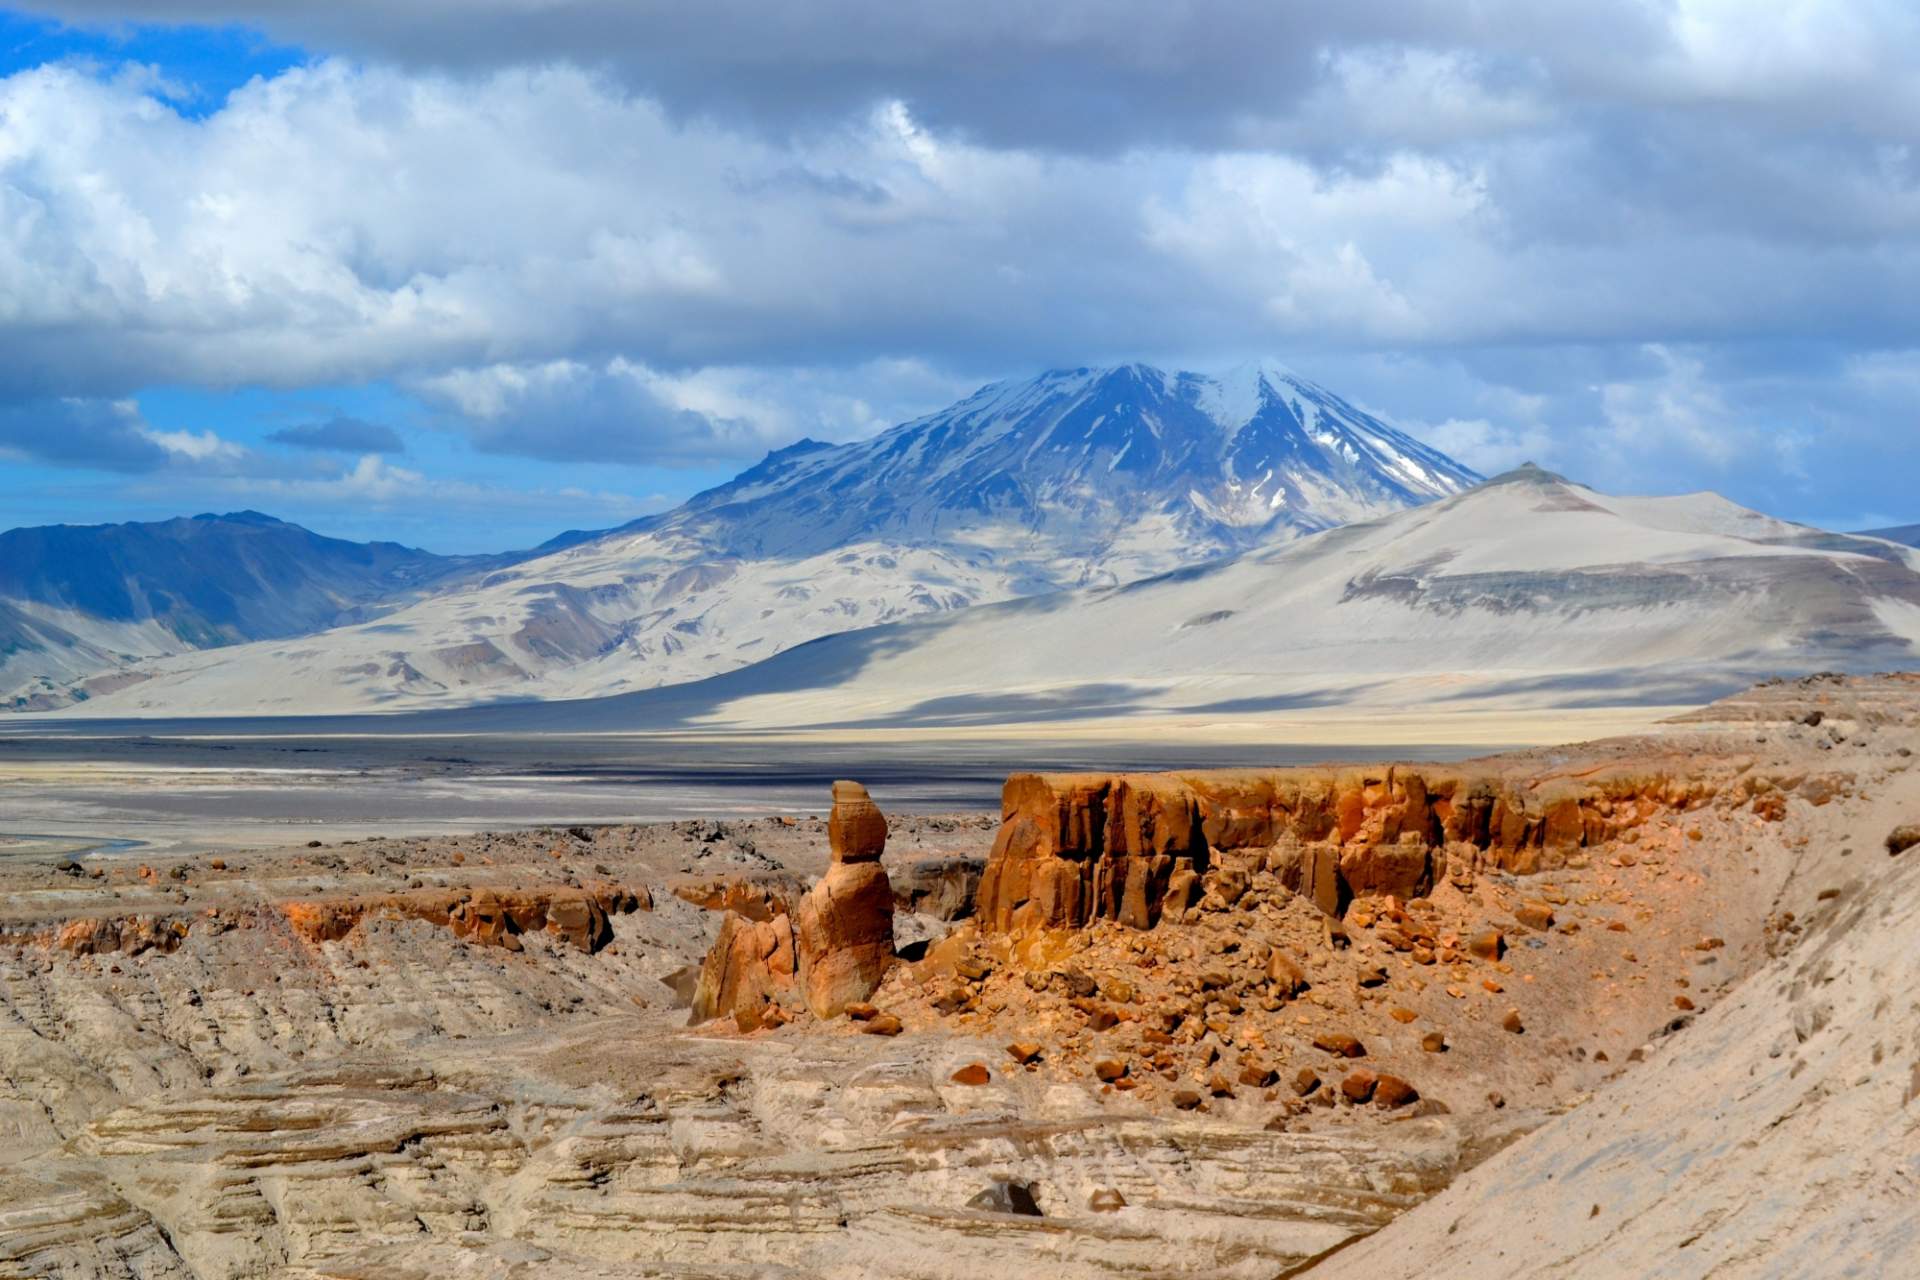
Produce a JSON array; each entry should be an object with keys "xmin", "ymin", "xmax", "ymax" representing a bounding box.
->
[
  {"xmin": 691, "ymin": 780, "xmax": 898, "ymax": 1025},
  {"xmin": 827, "ymin": 779, "xmax": 889, "ymax": 862},
  {"xmin": 795, "ymin": 781, "xmax": 897, "ymax": 1017}
]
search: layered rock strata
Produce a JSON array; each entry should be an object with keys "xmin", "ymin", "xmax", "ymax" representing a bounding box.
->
[
  {"xmin": 0, "ymin": 884, "xmax": 653, "ymax": 960},
  {"xmin": 282, "ymin": 883, "xmax": 647, "ymax": 953},
  {"xmin": 0, "ymin": 676, "xmax": 1909, "ymax": 1279}
]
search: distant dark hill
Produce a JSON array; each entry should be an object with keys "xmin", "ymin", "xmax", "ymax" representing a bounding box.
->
[
  {"xmin": 0, "ymin": 512, "xmax": 525, "ymax": 709},
  {"xmin": 0, "ymin": 511, "xmax": 500, "ymax": 647},
  {"xmin": 1862, "ymin": 523, "xmax": 1920, "ymax": 548}
]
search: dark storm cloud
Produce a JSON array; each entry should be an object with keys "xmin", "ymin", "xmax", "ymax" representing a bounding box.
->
[
  {"xmin": 23, "ymin": 2, "xmax": 1916, "ymax": 169},
  {"xmin": 266, "ymin": 416, "xmax": 405, "ymax": 454},
  {"xmin": 0, "ymin": 398, "xmax": 169, "ymax": 471},
  {"xmin": 14, "ymin": 1, "xmax": 1594, "ymax": 151}
]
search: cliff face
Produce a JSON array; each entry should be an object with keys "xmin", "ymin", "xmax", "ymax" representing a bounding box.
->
[{"xmin": 976, "ymin": 760, "xmax": 1754, "ymax": 937}]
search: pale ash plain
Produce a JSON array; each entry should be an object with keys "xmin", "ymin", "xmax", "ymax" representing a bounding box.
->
[{"xmin": 0, "ymin": 713, "xmax": 1615, "ymax": 856}]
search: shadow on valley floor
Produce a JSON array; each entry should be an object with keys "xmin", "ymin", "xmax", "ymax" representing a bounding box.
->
[
  {"xmin": 0, "ymin": 613, "xmax": 939, "ymax": 738},
  {"xmin": 0, "ymin": 627, "xmax": 1502, "ymax": 844},
  {"xmin": 1442, "ymin": 666, "xmax": 1764, "ymax": 709},
  {"xmin": 813, "ymin": 683, "xmax": 1167, "ymax": 729},
  {"xmin": 787, "ymin": 682, "xmax": 1401, "ymax": 729},
  {"xmin": 1175, "ymin": 685, "xmax": 1396, "ymax": 714}
]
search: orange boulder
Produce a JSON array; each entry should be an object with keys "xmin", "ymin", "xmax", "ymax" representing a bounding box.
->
[{"xmin": 691, "ymin": 911, "xmax": 798, "ymax": 1025}]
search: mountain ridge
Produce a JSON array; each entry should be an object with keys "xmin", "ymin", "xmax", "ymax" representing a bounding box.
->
[
  {"xmin": 564, "ymin": 361, "xmax": 1479, "ymax": 580},
  {"xmin": 41, "ymin": 361, "xmax": 1482, "ymax": 715},
  {"xmin": 377, "ymin": 467, "xmax": 1920, "ymax": 734},
  {"xmin": 1861, "ymin": 522, "xmax": 1920, "ymax": 548}
]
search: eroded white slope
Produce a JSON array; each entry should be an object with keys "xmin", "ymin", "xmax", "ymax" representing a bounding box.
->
[
  {"xmin": 0, "ymin": 601, "xmax": 186, "ymax": 711},
  {"xmin": 1310, "ymin": 724, "xmax": 1920, "ymax": 1279},
  {"xmin": 70, "ymin": 534, "xmax": 1010, "ymax": 716},
  {"xmin": 421, "ymin": 467, "xmax": 1920, "ymax": 733}
]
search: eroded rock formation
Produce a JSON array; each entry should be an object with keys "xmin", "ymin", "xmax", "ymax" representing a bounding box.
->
[
  {"xmin": 0, "ymin": 676, "xmax": 1909, "ymax": 1280},
  {"xmin": 692, "ymin": 780, "xmax": 899, "ymax": 1024},
  {"xmin": 690, "ymin": 911, "xmax": 798, "ymax": 1027},
  {"xmin": 670, "ymin": 870, "xmax": 806, "ymax": 920},
  {"xmin": 977, "ymin": 762, "xmax": 1746, "ymax": 936},
  {"xmin": 277, "ymin": 883, "xmax": 645, "ymax": 953},
  {"xmin": 795, "ymin": 867, "xmax": 895, "ymax": 1019},
  {"xmin": 0, "ymin": 884, "xmax": 652, "ymax": 960},
  {"xmin": 828, "ymin": 778, "xmax": 889, "ymax": 862},
  {"xmin": 796, "ymin": 781, "xmax": 897, "ymax": 1017},
  {"xmin": 47, "ymin": 914, "xmax": 192, "ymax": 957},
  {"xmin": 891, "ymin": 853, "xmax": 985, "ymax": 920}
]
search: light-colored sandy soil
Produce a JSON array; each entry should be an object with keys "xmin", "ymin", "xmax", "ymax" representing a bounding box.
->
[{"xmin": 51, "ymin": 468, "xmax": 1920, "ymax": 726}]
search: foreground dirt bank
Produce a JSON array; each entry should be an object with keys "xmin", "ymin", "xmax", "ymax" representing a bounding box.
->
[
  {"xmin": 1311, "ymin": 676, "xmax": 1920, "ymax": 1278},
  {"xmin": 0, "ymin": 674, "xmax": 1911, "ymax": 1278}
]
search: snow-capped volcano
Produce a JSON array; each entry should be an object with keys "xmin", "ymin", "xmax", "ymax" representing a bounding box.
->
[
  {"xmin": 53, "ymin": 362, "xmax": 1480, "ymax": 715},
  {"xmin": 419, "ymin": 465, "xmax": 1920, "ymax": 735},
  {"xmin": 611, "ymin": 360, "xmax": 1479, "ymax": 587}
]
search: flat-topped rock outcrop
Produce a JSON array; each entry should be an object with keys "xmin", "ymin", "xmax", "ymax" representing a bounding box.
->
[{"xmin": 977, "ymin": 760, "xmax": 1755, "ymax": 936}]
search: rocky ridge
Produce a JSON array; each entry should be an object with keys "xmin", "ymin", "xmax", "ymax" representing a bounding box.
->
[
  {"xmin": 838, "ymin": 750, "xmax": 1823, "ymax": 1123},
  {"xmin": 1316, "ymin": 674, "xmax": 1920, "ymax": 1277}
]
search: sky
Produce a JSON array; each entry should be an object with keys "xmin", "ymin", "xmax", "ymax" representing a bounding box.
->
[{"xmin": 0, "ymin": 2, "xmax": 1917, "ymax": 552}]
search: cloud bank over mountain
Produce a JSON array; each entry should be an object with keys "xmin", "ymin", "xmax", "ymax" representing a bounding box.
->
[{"xmin": 0, "ymin": 0, "xmax": 1916, "ymax": 541}]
